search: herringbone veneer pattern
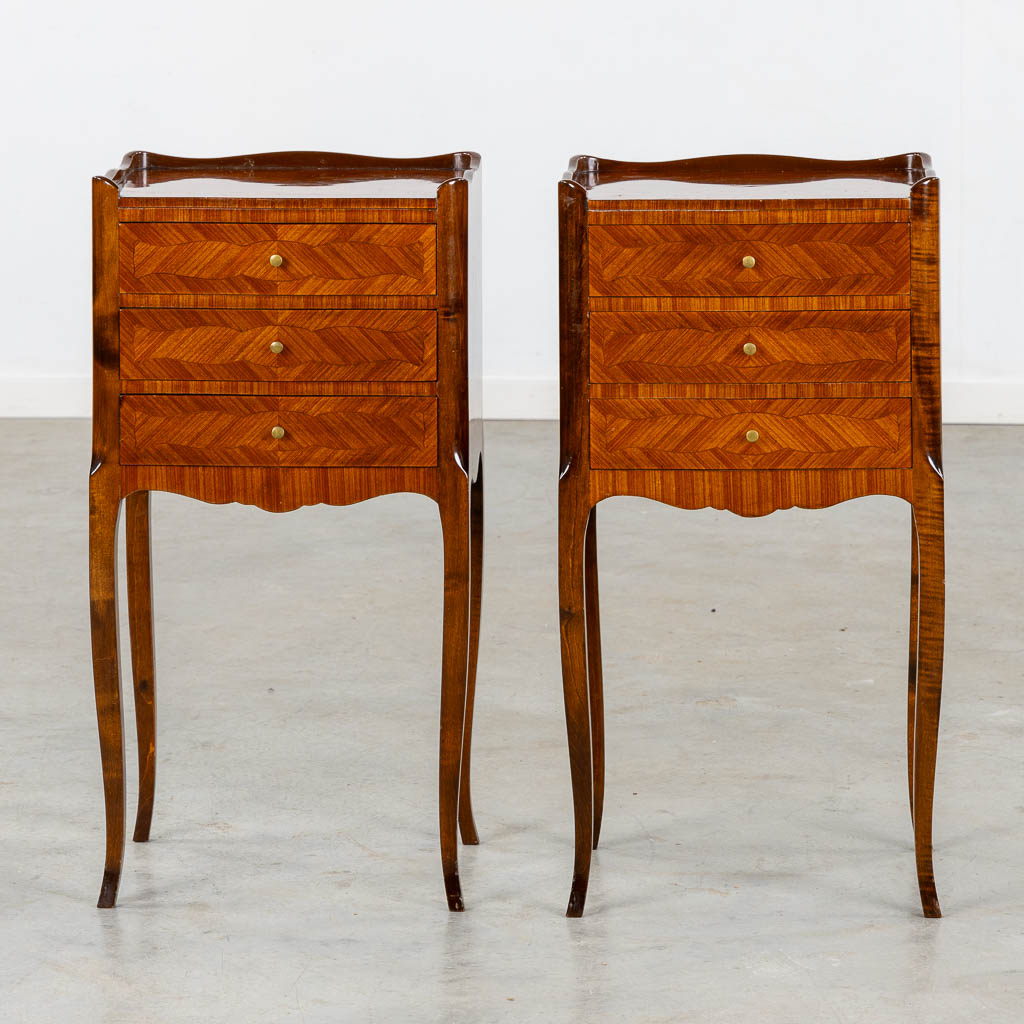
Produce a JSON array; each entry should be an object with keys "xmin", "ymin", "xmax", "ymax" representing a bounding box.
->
[
  {"xmin": 120, "ymin": 309, "xmax": 436, "ymax": 382},
  {"xmin": 120, "ymin": 223, "xmax": 436, "ymax": 296},
  {"xmin": 120, "ymin": 394, "xmax": 437, "ymax": 468},
  {"xmin": 591, "ymin": 397, "xmax": 911, "ymax": 470},
  {"xmin": 589, "ymin": 223, "xmax": 909, "ymax": 297},
  {"xmin": 590, "ymin": 309, "xmax": 910, "ymax": 384}
]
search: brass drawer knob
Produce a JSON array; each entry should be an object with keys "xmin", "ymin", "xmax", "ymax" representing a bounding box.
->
[
  {"xmin": 269, "ymin": 253, "xmax": 284, "ymax": 268},
  {"xmin": 743, "ymin": 342, "xmax": 757, "ymax": 356},
  {"xmin": 271, "ymin": 426, "xmax": 285, "ymax": 440},
  {"xmin": 741, "ymin": 255, "xmax": 756, "ymax": 269},
  {"xmin": 746, "ymin": 429, "xmax": 760, "ymax": 443},
  {"xmin": 269, "ymin": 341, "xmax": 284, "ymax": 354}
]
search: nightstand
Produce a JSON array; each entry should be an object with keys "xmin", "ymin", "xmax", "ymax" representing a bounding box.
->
[
  {"xmin": 90, "ymin": 151, "xmax": 482, "ymax": 911},
  {"xmin": 557, "ymin": 153, "xmax": 943, "ymax": 918}
]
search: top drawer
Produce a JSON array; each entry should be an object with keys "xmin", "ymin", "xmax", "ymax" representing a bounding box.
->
[
  {"xmin": 119, "ymin": 223, "xmax": 436, "ymax": 298},
  {"xmin": 588, "ymin": 223, "xmax": 909, "ymax": 298}
]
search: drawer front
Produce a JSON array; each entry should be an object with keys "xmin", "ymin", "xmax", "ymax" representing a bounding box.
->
[
  {"xmin": 120, "ymin": 309, "xmax": 436, "ymax": 382},
  {"xmin": 120, "ymin": 395, "xmax": 437, "ymax": 468},
  {"xmin": 120, "ymin": 223, "xmax": 436, "ymax": 296},
  {"xmin": 591, "ymin": 397, "xmax": 911, "ymax": 470},
  {"xmin": 590, "ymin": 310, "xmax": 910, "ymax": 384},
  {"xmin": 588, "ymin": 223, "xmax": 909, "ymax": 297}
]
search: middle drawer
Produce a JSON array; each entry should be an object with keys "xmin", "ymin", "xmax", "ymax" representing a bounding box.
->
[
  {"xmin": 591, "ymin": 309, "xmax": 910, "ymax": 384},
  {"xmin": 120, "ymin": 309, "xmax": 437, "ymax": 383}
]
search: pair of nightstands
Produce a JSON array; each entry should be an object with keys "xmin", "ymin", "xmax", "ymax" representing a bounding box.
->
[{"xmin": 90, "ymin": 151, "xmax": 943, "ymax": 919}]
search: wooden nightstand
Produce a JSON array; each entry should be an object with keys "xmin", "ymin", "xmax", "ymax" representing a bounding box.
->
[
  {"xmin": 557, "ymin": 153, "xmax": 943, "ymax": 918},
  {"xmin": 90, "ymin": 151, "xmax": 482, "ymax": 911}
]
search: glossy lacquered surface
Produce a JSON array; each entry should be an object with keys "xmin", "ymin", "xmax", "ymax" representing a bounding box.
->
[
  {"xmin": 90, "ymin": 151, "xmax": 483, "ymax": 912},
  {"xmin": 558, "ymin": 153, "xmax": 944, "ymax": 919}
]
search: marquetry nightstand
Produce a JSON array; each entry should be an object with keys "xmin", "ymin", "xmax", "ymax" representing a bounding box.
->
[
  {"xmin": 557, "ymin": 153, "xmax": 943, "ymax": 918},
  {"xmin": 90, "ymin": 151, "xmax": 482, "ymax": 911}
]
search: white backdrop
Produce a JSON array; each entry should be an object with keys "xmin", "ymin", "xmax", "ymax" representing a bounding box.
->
[{"xmin": 1, "ymin": 0, "xmax": 1019, "ymax": 420}]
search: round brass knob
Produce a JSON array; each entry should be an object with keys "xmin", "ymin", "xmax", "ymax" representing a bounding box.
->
[
  {"xmin": 271, "ymin": 426, "xmax": 285, "ymax": 440},
  {"xmin": 743, "ymin": 342, "xmax": 757, "ymax": 356},
  {"xmin": 269, "ymin": 254, "xmax": 283, "ymax": 268},
  {"xmin": 746, "ymin": 429, "xmax": 760, "ymax": 443},
  {"xmin": 269, "ymin": 341, "xmax": 284, "ymax": 354},
  {"xmin": 741, "ymin": 255, "xmax": 756, "ymax": 269}
]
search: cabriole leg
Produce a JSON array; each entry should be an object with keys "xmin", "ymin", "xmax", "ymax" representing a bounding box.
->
[
  {"xmin": 126, "ymin": 491, "xmax": 157, "ymax": 843},
  {"xmin": 90, "ymin": 471, "xmax": 125, "ymax": 908},
  {"xmin": 911, "ymin": 496, "xmax": 944, "ymax": 918},
  {"xmin": 438, "ymin": 486, "xmax": 471, "ymax": 911},
  {"xmin": 561, "ymin": 498, "xmax": 594, "ymax": 917},
  {"xmin": 584, "ymin": 506, "xmax": 605, "ymax": 850},
  {"xmin": 459, "ymin": 454, "xmax": 484, "ymax": 846},
  {"xmin": 908, "ymin": 511, "xmax": 920, "ymax": 821}
]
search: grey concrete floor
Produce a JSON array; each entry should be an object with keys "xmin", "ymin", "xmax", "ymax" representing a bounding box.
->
[{"xmin": 1, "ymin": 420, "xmax": 1022, "ymax": 1023}]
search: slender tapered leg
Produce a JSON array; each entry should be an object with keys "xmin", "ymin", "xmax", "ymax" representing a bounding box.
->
[
  {"xmin": 560, "ymin": 499, "xmax": 594, "ymax": 917},
  {"xmin": 438, "ymin": 486, "xmax": 471, "ymax": 911},
  {"xmin": 90, "ymin": 471, "xmax": 125, "ymax": 908},
  {"xmin": 584, "ymin": 506, "xmax": 605, "ymax": 851},
  {"xmin": 908, "ymin": 512, "xmax": 920, "ymax": 820},
  {"xmin": 911, "ymin": 496, "xmax": 944, "ymax": 918},
  {"xmin": 458, "ymin": 454, "xmax": 483, "ymax": 846},
  {"xmin": 126, "ymin": 491, "xmax": 156, "ymax": 843}
]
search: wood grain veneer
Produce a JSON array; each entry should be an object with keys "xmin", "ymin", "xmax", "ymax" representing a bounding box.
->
[
  {"xmin": 120, "ymin": 223, "xmax": 437, "ymax": 297},
  {"xmin": 120, "ymin": 380, "xmax": 437, "ymax": 397},
  {"xmin": 120, "ymin": 394, "xmax": 438, "ymax": 468},
  {"xmin": 120, "ymin": 309, "xmax": 437, "ymax": 383},
  {"xmin": 90, "ymin": 151, "xmax": 482, "ymax": 914},
  {"xmin": 592, "ymin": 295, "xmax": 910, "ymax": 311},
  {"xmin": 557, "ymin": 152, "xmax": 944, "ymax": 921},
  {"xmin": 588, "ymin": 223, "xmax": 910, "ymax": 298},
  {"xmin": 590, "ymin": 397, "xmax": 911, "ymax": 470},
  {"xmin": 120, "ymin": 465, "xmax": 439, "ymax": 513},
  {"xmin": 590, "ymin": 309, "xmax": 910, "ymax": 384},
  {"xmin": 588, "ymin": 208, "xmax": 909, "ymax": 224}
]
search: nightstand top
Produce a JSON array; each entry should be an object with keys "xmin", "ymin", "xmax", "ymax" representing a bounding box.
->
[
  {"xmin": 104, "ymin": 150, "xmax": 479, "ymax": 204},
  {"xmin": 585, "ymin": 178, "xmax": 913, "ymax": 201},
  {"xmin": 565, "ymin": 152, "xmax": 933, "ymax": 203}
]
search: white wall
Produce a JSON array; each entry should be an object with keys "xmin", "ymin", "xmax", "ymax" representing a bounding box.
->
[{"xmin": 0, "ymin": 0, "xmax": 1019, "ymax": 420}]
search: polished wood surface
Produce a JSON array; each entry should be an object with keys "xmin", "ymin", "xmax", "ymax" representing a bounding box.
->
[
  {"xmin": 593, "ymin": 294, "xmax": 910, "ymax": 312},
  {"xmin": 908, "ymin": 176, "xmax": 944, "ymax": 918},
  {"xmin": 90, "ymin": 176, "xmax": 125, "ymax": 910},
  {"xmin": 591, "ymin": 310, "xmax": 910, "ymax": 384},
  {"xmin": 111, "ymin": 149, "xmax": 477, "ymax": 193},
  {"xmin": 91, "ymin": 151, "xmax": 482, "ymax": 911},
  {"xmin": 120, "ymin": 207, "xmax": 438, "ymax": 225},
  {"xmin": 591, "ymin": 382, "xmax": 910, "ymax": 399},
  {"xmin": 120, "ymin": 465, "xmax": 439, "ymax": 514},
  {"xmin": 589, "ymin": 466, "xmax": 911, "ymax": 516},
  {"xmin": 591, "ymin": 397, "xmax": 911, "ymax": 470},
  {"xmin": 121, "ymin": 309, "xmax": 437, "ymax": 383},
  {"xmin": 122, "ymin": 293, "xmax": 438, "ymax": 310},
  {"xmin": 567, "ymin": 151, "xmax": 932, "ymax": 188},
  {"xmin": 120, "ymin": 223, "xmax": 437, "ymax": 297},
  {"xmin": 589, "ymin": 207, "xmax": 909, "ymax": 225},
  {"xmin": 121, "ymin": 380, "xmax": 437, "ymax": 397},
  {"xmin": 558, "ymin": 177, "xmax": 594, "ymax": 917},
  {"xmin": 588, "ymin": 223, "xmax": 910, "ymax": 298},
  {"xmin": 125, "ymin": 491, "xmax": 156, "ymax": 843},
  {"xmin": 587, "ymin": 179, "xmax": 913, "ymax": 202},
  {"xmin": 558, "ymin": 152, "xmax": 943, "ymax": 918},
  {"xmin": 120, "ymin": 395, "xmax": 438, "ymax": 468}
]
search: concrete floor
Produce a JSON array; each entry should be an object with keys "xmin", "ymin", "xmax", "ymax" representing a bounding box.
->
[{"xmin": 0, "ymin": 420, "xmax": 1022, "ymax": 1023}]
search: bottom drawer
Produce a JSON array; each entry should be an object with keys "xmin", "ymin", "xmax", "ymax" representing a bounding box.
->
[
  {"xmin": 120, "ymin": 395, "xmax": 437, "ymax": 468},
  {"xmin": 590, "ymin": 397, "xmax": 911, "ymax": 470}
]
